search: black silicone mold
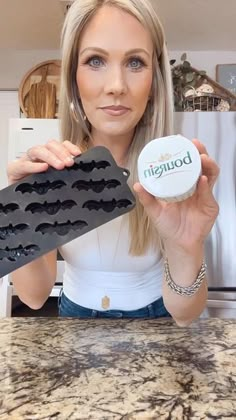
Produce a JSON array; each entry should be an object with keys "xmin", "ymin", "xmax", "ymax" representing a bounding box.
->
[{"xmin": 0, "ymin": 146, "xmax": 136, "ymax": 277}]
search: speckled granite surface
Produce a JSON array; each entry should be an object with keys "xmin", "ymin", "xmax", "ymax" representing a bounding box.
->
[{"xmin": 0, "ymin": 318, "xmax": 235, "ymax": 420}]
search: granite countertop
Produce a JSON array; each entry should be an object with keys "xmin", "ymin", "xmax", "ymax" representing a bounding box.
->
[{"xmin": 0, "ymin": 318, "xmax": 235, "ymax": 420}]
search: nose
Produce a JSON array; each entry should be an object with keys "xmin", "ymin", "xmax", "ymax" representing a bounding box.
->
[{"xmin": 104, "ymin": 65, "xmax": 127, "ymax": 96}]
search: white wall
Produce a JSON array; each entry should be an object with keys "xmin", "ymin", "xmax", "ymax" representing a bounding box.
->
[
  {"xmin": 169, "ymin": 50, "xmax": 236, "ymax": 80},
  {"xmin": 0, "ymin": 92, "xmax": 20, "ymax": 189},
  {"xmin": 0, "ymin": 49, "xmax": 61, "ymax": 89}
]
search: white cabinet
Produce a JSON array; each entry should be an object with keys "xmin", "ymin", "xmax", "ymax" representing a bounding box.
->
[
  {"xmin": 0, "ymin": 118, "xmax": 63, "ymax": 317},
  {"xmin": 8, "ymin": 118, "xmax": 60, "ymax": 161}
]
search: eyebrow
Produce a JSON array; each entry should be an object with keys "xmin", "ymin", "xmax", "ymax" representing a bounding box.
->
[{"xmin": 79, "ymin": 47, "xmax": 151, "ymax": 58}]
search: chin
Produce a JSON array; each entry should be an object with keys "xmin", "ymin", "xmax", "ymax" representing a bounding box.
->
[{"xmin": 96, "ymin": 122, "xmax": 137, "ymax": 137}]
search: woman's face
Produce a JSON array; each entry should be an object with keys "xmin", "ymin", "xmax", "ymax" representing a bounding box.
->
[{"xmin": 76, "ymin": 5, "xmax": 153, "ymax": 138}]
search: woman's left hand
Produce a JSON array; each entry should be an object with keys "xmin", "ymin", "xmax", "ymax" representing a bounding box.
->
[{"xmin": 134, "ymin": 139, "xmax": 220, "ymax": 252}]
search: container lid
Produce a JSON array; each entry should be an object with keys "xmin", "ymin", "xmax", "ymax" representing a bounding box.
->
[{"xmin": 137, "ymin": 135, "xmax": 202, "ymax": 199}]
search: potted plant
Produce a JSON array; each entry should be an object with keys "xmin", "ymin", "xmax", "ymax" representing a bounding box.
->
[{"xmin": 170, "ymin": 53, "xmax": 207, "ymax": 111}]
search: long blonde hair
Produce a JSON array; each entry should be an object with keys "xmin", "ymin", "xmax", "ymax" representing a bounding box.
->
[{"xmin": 59, "ymin": 0, "xmax": 174, "ymax": 255}]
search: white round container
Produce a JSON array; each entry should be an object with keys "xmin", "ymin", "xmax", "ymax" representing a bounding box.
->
[{"xmin": 137, "ymin": 135, "xmax": 202, "ymax": 202}]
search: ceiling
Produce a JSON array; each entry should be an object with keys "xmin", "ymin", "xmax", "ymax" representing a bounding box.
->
[{"xmin": 0, "ymin": 0, "xmax": 235, "ymax": 51}]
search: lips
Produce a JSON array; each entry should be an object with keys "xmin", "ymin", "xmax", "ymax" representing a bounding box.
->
[
  {"xmin": 101, "ymin": 105, "xmax": 129, "ymax": 110},
  {"xmin": 100, "ymin": 105, "xmax": 130, "ymax": 116}
]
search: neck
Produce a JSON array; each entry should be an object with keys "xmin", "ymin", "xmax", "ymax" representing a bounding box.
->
[{"xmin": 89, "ymin": 130, "xmax": 134, "ymax": 167}]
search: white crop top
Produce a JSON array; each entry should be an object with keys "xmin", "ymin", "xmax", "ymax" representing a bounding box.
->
[{"xmin": 58, "ymin": 215, "xmax": 163, "ymax": 310}]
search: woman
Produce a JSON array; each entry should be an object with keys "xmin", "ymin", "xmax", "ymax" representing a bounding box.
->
[{"xmin": 7, "ymin": 0, "xmax": 219, "ymax": 324}]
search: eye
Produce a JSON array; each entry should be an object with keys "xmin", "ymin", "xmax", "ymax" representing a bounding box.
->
[
  {"xmin": 86, "ymin": 56, "xmax": 104, "ymax": 68},
  {"xmin": 128, "ymin": 57, "xmax": 146, "ymax": 70}
]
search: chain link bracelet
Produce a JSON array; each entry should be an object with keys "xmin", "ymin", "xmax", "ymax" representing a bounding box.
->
[{"xmin": 164, "ymin": 258, "xmax": 207, "ymax": 296}]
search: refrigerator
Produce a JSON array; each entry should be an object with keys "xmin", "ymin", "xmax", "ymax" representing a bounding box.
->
[{"xmin": 175, "ymin": 112, "xmax": 236, "ymax": 317}]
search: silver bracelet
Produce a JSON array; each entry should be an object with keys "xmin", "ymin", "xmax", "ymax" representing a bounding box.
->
[{"xmin": 164, "ymin": 258, "xmax": 207, "ymax": 296}]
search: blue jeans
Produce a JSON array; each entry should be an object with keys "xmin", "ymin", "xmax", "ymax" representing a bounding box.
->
[{"xmin": 58, "ymin": 291, "xmax": 171, "ymax": 318}]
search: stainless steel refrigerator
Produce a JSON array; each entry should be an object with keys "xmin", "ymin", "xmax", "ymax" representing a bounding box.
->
[{"xmin": 175, "ymin": 112, "xmax": 236, "ymax": 317}]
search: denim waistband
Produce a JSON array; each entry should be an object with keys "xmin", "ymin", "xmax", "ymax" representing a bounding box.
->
[{"xmin": 58, "ymin": 291, "xmax": 171, "ymax": 319}]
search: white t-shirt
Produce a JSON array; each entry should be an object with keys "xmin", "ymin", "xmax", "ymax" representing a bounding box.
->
[{"xmin": 58, "ymin": 215, "xmax": 163, "ymax": 310}]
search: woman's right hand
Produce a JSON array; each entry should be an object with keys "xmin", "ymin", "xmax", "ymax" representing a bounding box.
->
[{"xmin": 7, "ymin": 140, "xmax": 82, "ymax": 185}]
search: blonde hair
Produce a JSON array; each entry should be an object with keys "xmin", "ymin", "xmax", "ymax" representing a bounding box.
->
[{"xmin": 59, "ymin": 0, "xmax": 174, "ymax": 255}]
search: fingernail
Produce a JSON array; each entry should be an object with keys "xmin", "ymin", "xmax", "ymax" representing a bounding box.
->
[
  {"xmin": 55, "ymin": 160, "xmax": 64, "ymax": 168},
  {"xmin": 66, "ymin": 156, "xmax": 74, "ymax": 163}
]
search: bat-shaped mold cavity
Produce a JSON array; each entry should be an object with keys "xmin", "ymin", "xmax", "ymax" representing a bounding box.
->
[
  {"xmin": 0, "ymin": 203, "xmax": 19, "ymax": 214},
  {"xmin": 0, "ymin": 245, "xmax": 40, "ymax": 261},
  {"xmin": 72, "ymin": 179, "xmax": 121, "ymax": 193},
  {"xmin": 82, "ymin": 199, "xmax": 133, "ymax": 212},
  {"xmin": 35, "ymin": 220, "xmax": 88, "ymax": 236},
  {"xmin": 15, "ymin": 180, "xmax": 66, "ymax": 195},
  {"xmin": 66, "ymin": 160, "xmax": 111, "ymax": 172},
  {"xmin": 0, "ymin": 223, "xmax": 29, "ymax": 240},
  {"xmin": 25, "ymin": 200, "xmax": 77, "ymax": 215}
]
